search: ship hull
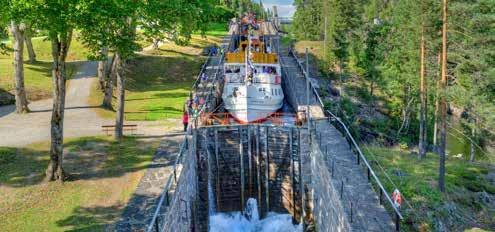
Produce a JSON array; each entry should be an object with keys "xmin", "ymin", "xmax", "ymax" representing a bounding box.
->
[{"xmin": 223, "ymin": 84, "xmax": 284, "ymax": 123}]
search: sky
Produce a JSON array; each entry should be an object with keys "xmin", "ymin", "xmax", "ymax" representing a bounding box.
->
[{"xmin": 260, "ymin": 0, "xmax": 295, "ymax": 17}]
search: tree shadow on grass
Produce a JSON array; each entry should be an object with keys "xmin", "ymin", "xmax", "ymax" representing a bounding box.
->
[
  {"xmin": 55, "ymin": 205, "xmax": 124, "ymax": 232},
  {"xmin": 125, "ymin": 106, "xmax": 182, "ymax": 115},
  {"xmin": 24, "ymin": 61, "xmax": 52, "ymax": 74},
  {"xmin": 0, "ymin": 136, "xmax": 162, "ymax": 187},
  {"xmin": 125, "ymin": 55, "xmax": 202, "ymax": 92},
  {"xmin": 155, "ymin": 48, "xmax": 197, "ymax": 57}
]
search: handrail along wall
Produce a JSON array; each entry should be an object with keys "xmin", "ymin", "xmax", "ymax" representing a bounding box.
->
[{"xmin": 286, "ymin": 38, "xmax": 403, "ymax": 230}]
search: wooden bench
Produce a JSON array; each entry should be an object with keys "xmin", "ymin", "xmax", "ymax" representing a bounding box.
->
[{"xmin": 101, "ymin": 124, "xmax": 138, "ymax": 136}]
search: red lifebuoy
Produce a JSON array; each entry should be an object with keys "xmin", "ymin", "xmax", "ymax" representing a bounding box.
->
[{"xmin": 392, "ymin": 189, "xmax": 402, "ymax": 208}]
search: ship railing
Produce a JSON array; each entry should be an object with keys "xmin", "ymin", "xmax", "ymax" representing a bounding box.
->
[
  {"xmin": 191, "ymin": 51, "xmax": 213, "ymax": 91},
  {"xmin": 287, "ymin": 42, "xmax": 404, "ymax": 230},
  {"xmin": 201, "ymin": 112, "xmax": 301, "ymax": 126}
]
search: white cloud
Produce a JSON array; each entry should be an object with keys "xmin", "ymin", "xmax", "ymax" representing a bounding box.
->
[{"xmin": 264, "ymin": 3, "xmax": 295, "ymax": 17}]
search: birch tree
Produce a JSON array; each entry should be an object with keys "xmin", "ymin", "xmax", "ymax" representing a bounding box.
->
[{"xmin": 6, "ymin": 1, "xmax": 37, "ymax": 113}]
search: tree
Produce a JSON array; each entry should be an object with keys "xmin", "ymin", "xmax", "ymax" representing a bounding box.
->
[
  {"xmin": 438, "ymin": 0, "xmax": 448, "ymax": 192},
  {"xmin": 6, "ymin": 0, "xmax": 36, "ymax": 114},
  {"xmin": 25, "ymin": 27, "xmax": 36, "ymax": 63},
  {"xmin": 97, "ymin": 47, "xmax": 108, "ymax": 91},
  {"xmin": 292, "ymin": 0, "xmax": 323, "ymax": 41},
  {"xmin": 10, "ymin": 22, "xmax": 30, "ymax": 113},
  {"xmin": 36, "ymin": 0, "xmax": 80, "ymax": 181},
  {"xmin": 0, "ymin": 1, "xmax": 8, "ymax": 53},
  {"xmin": 79, "ymin": 0, "xmax": 214, "ymax": 140},
  {"xmin": 418, "ymin": 2, "xmax": 427, "ymax": 159}
]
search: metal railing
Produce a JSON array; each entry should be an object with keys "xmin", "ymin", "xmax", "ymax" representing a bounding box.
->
[
  {"xmin": 146, "ymin": 31, "xmax": 234, "ymax": 232},
  {"xmin": 288, "ymin": 48, "xmax": 325, "ymax": 108},
  {"xmin": 287, "ymin": 44, "xmax": 403, "ymax": 230},
  {"xmin": 191, "ymin": 51, "xmax": 214, "ymax": 91},
  {"xmin": 146, "ymin": 138, "xmax": 188, "ymax": 232}
]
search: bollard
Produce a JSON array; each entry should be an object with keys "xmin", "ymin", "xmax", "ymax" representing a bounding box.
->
[
  {"xmin": 340, "ymin": 180, "xmax": 344, "ymax": 199},
  {"xmin": 350, "ymin": 201, "xmax": 353, "ymax": 223},
  {"xmin": 357, "ymin": 153, "xmax": 360, "ymax": 165},
  {"xmin": 154, "ymin": 216, "xmax": 160, "ymax": 232},
  {"xmin": 165, "ymin": 191, "xmax": 170, "ymax": 206},
  {"xmin": 367, "ymin": 168, "xmax": 370, "ymax": 180},
  {"xmin": 379, "ymin": 188, "xmax": 383, "ymax": 205},
  {"xmin": 396, "ymin": 212, "xmax": 400, "ymax": 231},
  {"xmin": 319, "ymin": 132, "xmax": 322, "ymax": 147},
  {"xmin": 331, "ymin": 159, "xmax": 335, "ymax": 177},
  {"xmin": 174, "ymin": 169, "xmax": 177, "ymax": 183}
]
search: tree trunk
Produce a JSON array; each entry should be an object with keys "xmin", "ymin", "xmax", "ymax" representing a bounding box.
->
[
  {"xmin": 97, "ymin": 47, "xmax": 108, "ymax": 91},
  {"xmin": 25, "ymin": 29, "xmax": 36, "ymax": 63},
  {"xmin": 114, "ymin": 53, "xmax": 125, "ymax": 141},
  {"xmin": 102, "ymin": 55, "xmax": 117, "ymax": 109},
  {"xmin": 45, "ymin": 30, "xmax": 73, "ymax": 182},
  {"xmin": 438, "ymin": 0, "xmax": 448, "ymax": 193},
  {"xmin": 469, "ymin": 121, "xmax": 476, "ymax": 162},
  {"xmin": 419, "ymin": 27, "xmax": 427, "ymax": 158},
  {"xmin": 433, "ymin": 52, "xmax": 441, "ymax": 148},
  {"xmin": 370, "ymin": 80, "xmax": 374, "ymax": 98},
  {"xmin": 10, "ymin": 21, "xmax": 30, "ymax": 114},
  {"xmin": 152, "ymin": 38, "xmax": 160, "ymax": 49}
]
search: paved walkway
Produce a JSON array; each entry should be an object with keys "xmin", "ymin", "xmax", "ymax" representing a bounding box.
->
[
  {"xmin": 0, "ymin": 61, "xmax": 180, "ymax": 147},
  {"xmin": 0, "ymin": 61, "xmax": 113, "ymax": 147},
  {"xmin": 313, "ymin": 119, "xmax": 395, "ymax": 231},
  {"xmin": 112, "ymin": 134, "xmax": 184, "ymax": 231}
]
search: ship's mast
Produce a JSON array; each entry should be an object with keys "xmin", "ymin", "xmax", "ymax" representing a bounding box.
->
[{"xmin": 245, "ymin": 25, "xmax": 253, "ymax": 84}]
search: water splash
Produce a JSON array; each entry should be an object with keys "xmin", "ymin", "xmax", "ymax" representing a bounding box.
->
[
  {"xmin": 207, "ymin": 150, "xmax": 216, "ymax": 214},
  {"xmin": 209, "ymin": 198, "xmax": 302, "ymax": 232}
]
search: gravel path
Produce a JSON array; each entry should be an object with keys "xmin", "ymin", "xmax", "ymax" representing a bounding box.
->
[{"xmin": 0, "ymin": 61, "xmax": 178, "ymax": 147}]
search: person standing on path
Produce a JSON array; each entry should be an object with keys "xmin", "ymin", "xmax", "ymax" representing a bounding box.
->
[{"xmin": 182, "ymin": 111, "xmax": 189, "ymax": 132}]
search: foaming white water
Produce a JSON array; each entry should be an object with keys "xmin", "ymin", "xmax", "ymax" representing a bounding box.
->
[{"xmin": 209, "ymin": 198, "xmax": 302, "ymax": 232}]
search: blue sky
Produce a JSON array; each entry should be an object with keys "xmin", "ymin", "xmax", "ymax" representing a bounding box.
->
[{"xmin": 260, "ymin": 0, "xmax": 295, "ymax": 17}]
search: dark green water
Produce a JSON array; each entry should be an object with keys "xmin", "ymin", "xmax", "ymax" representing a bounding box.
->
[{"xmin": 446, "ymin": 119, "xmax": 484, "ymax": 159}]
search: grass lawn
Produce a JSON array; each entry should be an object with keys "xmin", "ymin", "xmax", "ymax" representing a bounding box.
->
[
  {"xmin": 0, "ymin": 136, "xmax": 159, "ymax": 231},
  {"xmin": 203, "ymin": 22, "xmax": 230, "ymax": 37},
  {"xmin": 89, "ymin": 54, "xmax": 203, "ymax": 121},
  {"xmin": 0, "ymin": 36, "xmax": 90, "ymax": 101},
  {"xmin": 363, "ymin": 146, "xmax": 495, "ymax": 231},
  {"xmin": 91, "ymin": 27, "xmax": 226, "ymax": 121}
]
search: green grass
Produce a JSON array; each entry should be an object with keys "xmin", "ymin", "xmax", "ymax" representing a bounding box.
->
[
  {"xmin": 91, "ymin": 31, "xmax": 226, "ymax": 121},
  {"xmin": 362, "ymin": 146, "xmax": 495, "ymax": 231},
  {"xmin": 0, "ymin": 136, "xmax": 159, "ymax": 231},
  {"xmin": 0, "ymin": 60, "xmax": 79, "ymax": 101},
  {"xmin": 0, "ymin": 36, "xmax": 90, "ymax": 61},
  {"xmin": 202, "ymin": 22, "xmax": 229, "ymax": 37},
  {"xmin": 0, "ymin": 36, "xmax": 89, "ymax": 101},
  {"xmin": 90, "ymin": 54, "xmax": 203, "ymax": 121}
]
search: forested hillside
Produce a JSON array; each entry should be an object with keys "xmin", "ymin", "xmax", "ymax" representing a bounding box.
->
[
  {"xmin": 292, "ymin": 0, "xmax": 494, "ymax": 230},
  {"xmin": 293, "ymin": 0, "xmax": 494, "ymax": 160}
]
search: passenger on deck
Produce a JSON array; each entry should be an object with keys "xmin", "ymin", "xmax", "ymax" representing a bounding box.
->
[
  {"xmin": 263, "ymin": 66, "xmax": 269, "ymax": 73},
  {"xmin": 201, "ymin": 73, "xmax": 208, "ymax": 82},
  {"xmin": 210, "ymin": 46, "xmax": 217, "ymax": 56},
  {"xmin": 193, "ymin": 94, "xmax": 199, "ymax": 105},
  {"xmin": 266, "ymin": 45, "xmax": 272, "ymax": 53}
]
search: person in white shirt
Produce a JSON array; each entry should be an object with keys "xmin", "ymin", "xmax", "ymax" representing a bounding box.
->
[{"xmin": 266, "ymin": 45, "xmax": 272, "ymax": 53}]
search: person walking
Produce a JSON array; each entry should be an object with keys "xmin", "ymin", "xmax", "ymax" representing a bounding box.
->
[{"xmin": 182, "ymin": 111, "xmax": 189, "ymax": 132}]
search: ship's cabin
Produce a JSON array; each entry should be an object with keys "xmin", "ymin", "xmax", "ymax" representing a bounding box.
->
[{"xmin": 224, "ymin": 64, "xmax": 281, "ymax": 85}]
